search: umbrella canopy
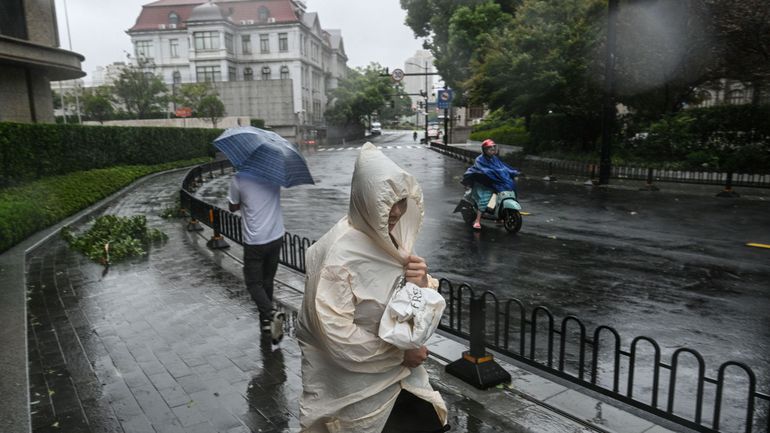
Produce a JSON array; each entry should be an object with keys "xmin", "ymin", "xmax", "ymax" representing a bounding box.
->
[{"xmin": 214, "ymin": 126, "xmax": 314, "ymax": 188}]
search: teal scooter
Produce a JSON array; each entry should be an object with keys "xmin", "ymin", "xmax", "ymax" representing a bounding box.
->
[{"xmin": 453, "ymin": 189, "xmax": 523, "ymax": 233}]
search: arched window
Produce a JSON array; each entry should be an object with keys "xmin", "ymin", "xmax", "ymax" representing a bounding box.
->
[
  {"xmin": 280, "ymin": 65, "xmax": 289, "ymax": 80},
  {"xmin": 698, "ymin": 90, "xmax": 713, "ymax": 107},
  {"xmin": 258, "ymin": 6, "xmax": 270, "ymax": 22},
  {"xmin": 727, "ymin": 89, "xmax": 745, "ymax": 105},
  {"xmin": 244, "ymin": 67, "xmax": 253, "ymax": 81},
  {"xmin": 262, "ymin": 66, "xmax": 271, "ymax": 80},
  {"xmin": 172, "ymin": 70, "xmax": 182, "ymax": 84},
  {"xmin": 168, "ymin": 12, "xmax": 179, "ymax": 26}
]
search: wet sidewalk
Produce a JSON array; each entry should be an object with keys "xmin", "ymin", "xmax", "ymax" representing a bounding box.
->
[{"xmin": 17, "ymin": 169, "xmax": 680, "ymax": 433}]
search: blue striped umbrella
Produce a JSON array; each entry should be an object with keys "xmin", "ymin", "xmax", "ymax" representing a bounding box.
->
[{"xmin": 214, "ymin": 126, "xmax": 314, "ymax": 187}]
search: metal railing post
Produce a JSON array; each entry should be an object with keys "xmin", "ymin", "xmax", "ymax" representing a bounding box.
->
[
  {"xmin": 445, "ymin": 294, "xmax": 511, "ymax": 389},
  {"xmin": 206, "ymin": 207, "xmax": 230, "ymax": 249},
  {"xmin": 717, "ymin": 171, "xmax": 740, "ymax": 197},
  {"xmin": 640, "ymin": 167, "xmax": 659, "ymax": 191}
]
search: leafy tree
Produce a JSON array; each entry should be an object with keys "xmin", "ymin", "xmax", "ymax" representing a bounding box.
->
[
  {"xmin": 466, "ymin": 0, "xmax": 605, "ymax": 123},
  {"xmin": 198, "ymin": 95, "xmax": 226, "ymax": 128},
  {"xmin": 379, "ymin": 85, "xmax": 415, "ymax": 124},
  {"xmin": 400, "ymin": 0, "xmax": 517, "ymax": 103},
  {"xmin": 612, "ymin": 0, "xmax": 718, "ymax": 118},
  {"xmin": 81, "ymin": 86, "xmax": 115, "ymax": 123},
  {"xmin": 325, "ymin": 63, "xmax": 394, "ymax": 128},
  {"xmin": 706, "ymin": 0, "xmax": 770, "ymax": 104},
  {"xmin": 175, "ymin": 82, "xmax": 214, "ymax": 112},
  {"xmin": 113, "ymin": 63, "xmax": 168, "ymax": 118}
]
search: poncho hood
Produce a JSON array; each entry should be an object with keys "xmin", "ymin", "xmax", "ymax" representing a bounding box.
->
[{"xmin": 348, "ymin": 142, "xmax": 424, "ymax": 263}]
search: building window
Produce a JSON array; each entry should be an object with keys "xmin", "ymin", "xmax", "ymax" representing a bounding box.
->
[
  {"xmin": 0, "ymin": 0, "xmax": 27, "ymax": 39},
  {"xmin": 196, "ymin": 66, "xmax": 221, "ymax": 82},
  {"xmin": 258, "ymin": 6, "xmax": 270, "ymax": 22},
  {"xmin": 168, "ymin": 12, "xmax": 179, "ymax": 26},
  {"xmin": 172, "ymin": 70, "xmax": 182, "ymax": 84},
  {"xmin": 194, "ymin": 31, "xmax": 219, "ymax": 50},
  {"xmin": 242, "ymin": 35, "xmax": 251, "ymax": 54},
  {"xmin": 169, "ymin": 39, "xmax": 179, "ymax": 57},
  {"xmin": 244, "ymin": 67, "xmax": 253, "ymax": 81},
  {"xmin": 280, "ymin": 66, "xmax": 290, "ymax": 80},
  {"xmin": 225, "ymin": 33, "xmax": 234, "ymax": 54},
  {"xmin": 260, "ymin": 34, "xmax": 269, "ymax": 53},
  {"xmin": 228, "ymin": 66, "xmax": 236, "ymax": 81},
  {"xmin": 262, "ymin": 66, "xmax": 271, "ymax": 80},
  {"xmin": 279, "ymin": 33, "xmax": 288, "ymax": 52},
  {"xmin": 727, "ymin": 89, "xmax": 745, "ymax": 105},
  {"xmin": 135, "ymin": 40, "xmax": 153, "ymax": 59},
  {"xmin": 311, "ymin": 42, "xmax": 319, "ymax": 62}
]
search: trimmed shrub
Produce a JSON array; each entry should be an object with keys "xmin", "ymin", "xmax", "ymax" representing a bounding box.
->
[
  {"xmin": 250, "ymin": 118, "xmax": 266, "ymax": 128},
  {"xmin": 470, "ymin": 124, "xmax": 530, "ymax": 148},
  {"xmin": 0, "ymin": 157, "xmax": 209, "ymax": 254},
  {"xmin": 528, "ymin": 114, "xmax": 601, "ymax": 154},
  {"xmin": 0, "ymin": 122, "xmax": 220, "ymax": 185}
]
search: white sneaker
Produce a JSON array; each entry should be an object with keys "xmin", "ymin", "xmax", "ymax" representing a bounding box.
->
[{"xmin": 270, "ymin": 310, "xmax": 285, "ymax": 345}]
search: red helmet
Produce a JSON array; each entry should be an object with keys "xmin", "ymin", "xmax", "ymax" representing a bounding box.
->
[{"xmin": 482, "ymin": 139, "xmax": 496, "ymax": 148}]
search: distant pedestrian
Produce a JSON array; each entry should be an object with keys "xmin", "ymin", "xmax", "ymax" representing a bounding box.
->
[
  {"xmin": 413, "ymin": 130, "xmax": 418, "ymax": 142},
  {"xmin": 297, "ymin": 143, "xmax": 448, "ymax": 432},
  {"xmin": 228, "ymin": 173, "xmax": 285, "ymax": 343}
]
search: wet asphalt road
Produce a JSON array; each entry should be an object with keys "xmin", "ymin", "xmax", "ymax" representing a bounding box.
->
[{"xmin": 198, "ymin": 130, "xmax": 770, "ymax": 424}]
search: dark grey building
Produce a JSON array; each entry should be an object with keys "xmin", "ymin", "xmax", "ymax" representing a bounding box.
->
[{"xmin": 0, "ymin": 0, "xmax": 85, "ymax": 123}]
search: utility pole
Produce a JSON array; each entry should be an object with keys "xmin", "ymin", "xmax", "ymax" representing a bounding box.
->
[
  {"xmin": 62, "ymin": 0, "xmax": 82, "ymax": 123},
  {"xmin": 599, "ymin": 0, "xmax": 619, "ymax": 185}
]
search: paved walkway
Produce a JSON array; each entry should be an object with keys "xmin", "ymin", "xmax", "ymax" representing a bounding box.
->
[{"xmin": 14, "ymin": 169, "xmax": 683, "ymax": 433}]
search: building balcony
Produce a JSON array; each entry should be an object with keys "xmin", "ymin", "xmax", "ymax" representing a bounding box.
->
[{"xmin": 0, "ymin": 35, "xmax": 84, "ymax": 81}]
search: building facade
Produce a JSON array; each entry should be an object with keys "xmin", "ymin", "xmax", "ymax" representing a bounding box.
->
[
  {"xmin": 128, "ymin": 0, "xmax": 347, "ymax": 135},
  {"xmin": 0, "ymin": 0, "xmax": 85, "ymax": 123}
]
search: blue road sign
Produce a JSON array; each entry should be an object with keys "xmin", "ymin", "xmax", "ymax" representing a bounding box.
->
[{"xmin": 437, "ymin": 89, "xmax": 453, "ymax": 109}]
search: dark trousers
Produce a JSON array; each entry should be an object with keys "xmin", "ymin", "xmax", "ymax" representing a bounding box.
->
[
  {"xmin": 243, "ymin": 237, "xmax": 282, "ymax": 321},
  {"xmin": 382, "ymin": 390, "xmax": 448, "ymax": 433}
]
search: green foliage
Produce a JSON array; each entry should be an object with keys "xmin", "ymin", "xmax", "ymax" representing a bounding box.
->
[
  {"xmin": 61, "ymin": 215, "xmax": 167, "ymax": 264},
  {"xmin": 113, "ymin": 64, "xmax": 169, "ymax": 118},
  {"xmin": 198, "ymin": 95, "xmax": 226, "ymax": 128},
  {"xmin": 470, "ymin": 117, "xmax": 530, "ymax": 147},
  {"xmin": 0, "ymin": 122, "xmax": 219, "ymax": 185},
  {"xmin": 81, "ymin": 86, "xmax": 115, "ymax": 123},
  {"xmin": 325, "ymin": 64, "xmax": 395, "ymax": 127},
  {"xmin": 174, "ymin": 83, "xmax": 213, "ymax": 113},
  {"xmin": 250, "ymin": 118, "xmax": 266, "ymax": 128},
  {"xmin": 0, "ymin": 157, "xmax": 208, "ymax": 254},
  {"xmin": 619, "ymin": 105, "xmax": 770, "ymax": 172}
]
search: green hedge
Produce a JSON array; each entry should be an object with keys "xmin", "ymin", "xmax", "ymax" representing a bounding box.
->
[
  {"xmin": 470, "ymin": 116, "xmax": 531, "ymax": 148},
  {"xmin": 620, "ymin": 105, "xmax": 770, "ymax": 172},
  {"xmin": 250, "ymin": 118, "xmax": 266, "ymax": 128},
  {"xmin": 0, "ymin": 122, "xmax": 220, "ymax": 185},
  {"xmin": 0, "ymin": 157, "xmax": 209, "ymax": 254}
]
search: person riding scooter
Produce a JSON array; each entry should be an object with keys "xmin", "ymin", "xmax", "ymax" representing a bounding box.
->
[{"xmin": 461, "ymin": 139, "xmax": 520, "ymax": 230}]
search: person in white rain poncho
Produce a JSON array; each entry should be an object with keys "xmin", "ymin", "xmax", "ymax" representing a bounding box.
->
[{"xmin": 297, "ymin": 143, "xmax": 448, "ymax": 432}]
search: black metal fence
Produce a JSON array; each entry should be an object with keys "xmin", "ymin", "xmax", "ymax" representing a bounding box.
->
[
  {"xmin": 180, "ymin": 160, "xmax": 768, "ymax": 432},
  {"xmin": 428, "ymin": 142, "xmax": 770, "ymax": 189},
  {"xmin": 438, "ymin": 280, "xmax": 769, "ymax": 433},
  {"xmin": 179, "ymin": 160, "xmax": 313, "ymax": 273}
]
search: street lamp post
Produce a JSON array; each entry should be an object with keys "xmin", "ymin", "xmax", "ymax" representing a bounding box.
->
[
  {"xmin": 406, "ymin": 61, "xmax": 431, "ymax": 143},
  {"xmin": 599, "ymin": 0, "xmax": 620, "ymax": 185}
]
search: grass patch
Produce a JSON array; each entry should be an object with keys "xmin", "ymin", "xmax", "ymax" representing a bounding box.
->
[{"xmin": 0, "ymin": 157, "xmax": 209, "ymax": 254}]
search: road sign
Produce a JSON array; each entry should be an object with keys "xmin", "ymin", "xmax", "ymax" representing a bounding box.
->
[
  {"xmin": 391, "ymin": 68, "xmax": 405, "ymax": 82},
  {"xmin": 175, "ymin": 107, "xmax": 192, "ymax": 118},
  {"xmin": 437, "ymin": 89, "xmax": 453, "ymax": 109}
]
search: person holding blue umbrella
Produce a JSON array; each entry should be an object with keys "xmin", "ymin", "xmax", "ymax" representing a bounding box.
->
[{"xmin": 216, "ymin": 126, "xmax": 314, "ymax": 344}]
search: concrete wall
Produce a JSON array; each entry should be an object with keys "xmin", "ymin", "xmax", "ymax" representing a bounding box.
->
[
  {"xmin": 83, "ymin": 116, "xmax": 250, "ymax": 129},
  {"xmin": 211, "ymin": 79, "xmax": 295, "ymax": 127},
  {"xmin": 0, "ymin": 65, "xmax": 54, "ymax": 123}
]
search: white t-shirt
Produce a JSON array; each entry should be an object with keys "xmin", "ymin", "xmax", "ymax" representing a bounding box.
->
[{"xmin": 227, "ymin": 174, "xmax": 285, "ymax": 245}]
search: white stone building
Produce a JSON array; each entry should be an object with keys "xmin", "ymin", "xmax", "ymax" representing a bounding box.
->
[{"xmin": 127, "ymin": 0, "xmax": 347, "ymax": 137}]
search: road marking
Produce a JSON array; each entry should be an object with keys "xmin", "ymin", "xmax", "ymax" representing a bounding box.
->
[
  {"xmin": 746, "ymin": 243, "xmax": 770, "ymax": 249},
  {"xmin": 520, "ymin": 212, "xmax": 531, "ymax": 216}
]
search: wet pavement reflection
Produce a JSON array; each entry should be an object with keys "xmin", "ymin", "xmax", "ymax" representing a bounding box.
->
[{"xmin": 26, "ymin": 169, "xmax": 549, "ymax": 433}]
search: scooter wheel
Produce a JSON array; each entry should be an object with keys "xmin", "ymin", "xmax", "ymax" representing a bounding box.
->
[{"xmin": 503, "ymin": 209, "xmax": 522, "ymax": 233}]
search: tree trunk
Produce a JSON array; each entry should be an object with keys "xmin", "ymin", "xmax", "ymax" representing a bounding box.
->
[{"xmin": 751, "ymin": 80, "xmax": 762, "ymax": 106}]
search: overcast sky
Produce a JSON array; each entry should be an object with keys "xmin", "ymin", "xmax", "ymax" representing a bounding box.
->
[{"xmin": 53, "ymin": 0, "xmax": 427, "ymax": 82}]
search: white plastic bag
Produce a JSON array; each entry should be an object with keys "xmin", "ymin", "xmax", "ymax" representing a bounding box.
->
[{"xmin": 379, "ymin": 280, "xmax": 446, "ymax": 349}]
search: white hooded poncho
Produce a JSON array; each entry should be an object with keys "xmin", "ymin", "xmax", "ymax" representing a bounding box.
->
[{"xmin": 296, "ymin": 143, "xmax": 447, "ymax": 432}]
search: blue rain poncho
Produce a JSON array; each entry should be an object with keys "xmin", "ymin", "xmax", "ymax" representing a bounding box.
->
[{"xmin": 462, "ymin": 154, "xmax": 519, "ymax": 193}]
